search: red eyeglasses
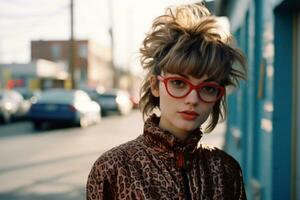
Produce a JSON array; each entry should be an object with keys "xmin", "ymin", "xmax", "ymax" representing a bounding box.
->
[{"xmin": 157, "ymin": 75, "xmax": 224, "ymax": 103}]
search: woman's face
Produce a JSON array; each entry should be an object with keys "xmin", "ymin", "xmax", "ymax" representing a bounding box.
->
[{"xmin": 151, "ymin": 72, "xmax": 219, "ymax": 140}]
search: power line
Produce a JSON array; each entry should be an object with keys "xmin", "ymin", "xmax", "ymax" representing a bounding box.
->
[
  {"xmin": 0, "ymin": 3, "xmax": 69, "ymax": 19},
  {"xmin": 0, "ymin": 0, "xmax": 69, "ymax": 7},
  {"xmin": 0, "ymin": 5, "xmax": 69, "ymax": 38}
]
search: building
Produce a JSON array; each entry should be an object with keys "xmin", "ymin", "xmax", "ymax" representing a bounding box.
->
[
  {"xmin": 0, "ymin": 59, "xmax": 68, "ymax": 90},
  {"xmin": 31, "ymin": 40, "xmax": 113, "ymax": 89},
  {"xmin": 216, "ymin": 0, "xmax": 300, "ymax": 199}
]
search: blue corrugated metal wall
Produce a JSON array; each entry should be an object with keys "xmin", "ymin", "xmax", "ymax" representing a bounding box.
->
[
  {"xmin": 273, "ymin": 6, "xmax": 293, "ymax": 199},
  {"xmin": 223, "ymin": 0, "xmax": 299, "ymax": 199}
]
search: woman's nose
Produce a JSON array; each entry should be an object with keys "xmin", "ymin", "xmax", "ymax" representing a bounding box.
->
[{"xmin": 184, "ymin": 89, "xmax": 199, "ymax": 105}]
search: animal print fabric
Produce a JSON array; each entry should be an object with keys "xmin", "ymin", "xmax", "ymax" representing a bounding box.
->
[{"xmin": 86, "ymin": 115, "xmax": 247, "ymax": 200}]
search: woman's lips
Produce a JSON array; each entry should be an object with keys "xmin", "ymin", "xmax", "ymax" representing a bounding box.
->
[{"xmin": 178, "ymin": 111, "xmax": 199, "ymax": 120}]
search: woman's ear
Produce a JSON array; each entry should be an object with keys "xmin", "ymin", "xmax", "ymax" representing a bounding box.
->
[{"xmin": 150, "ymin": 75, "xmax": 160, "ymax": 97}]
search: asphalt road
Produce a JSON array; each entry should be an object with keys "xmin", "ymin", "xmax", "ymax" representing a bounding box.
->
[{"xmin": 0, "ymin": 110, "xmax": 225, "ymax": 200}]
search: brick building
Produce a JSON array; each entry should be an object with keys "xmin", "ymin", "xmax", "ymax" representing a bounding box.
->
[{"xmin": 31, "ymin": 40, "xmax": 113, "ymax": 89}]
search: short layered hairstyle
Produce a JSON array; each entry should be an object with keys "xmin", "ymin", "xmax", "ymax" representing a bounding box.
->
[{"xmin": 139, "ymin": 3, "xmax": 247, "ymax": 132}]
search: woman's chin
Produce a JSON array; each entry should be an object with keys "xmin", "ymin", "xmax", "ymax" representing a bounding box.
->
[{"xmin": 176, "ymin": 121, "xmax": 200, "ymax": 133}]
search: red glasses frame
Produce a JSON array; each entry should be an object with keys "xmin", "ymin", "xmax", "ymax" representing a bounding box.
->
[{"xmin": 157, "ymin": 75, "xmax": 225, "ymax": 103}]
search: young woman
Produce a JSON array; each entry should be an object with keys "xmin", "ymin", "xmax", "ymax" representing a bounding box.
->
[{"xmin": 87, "ymin": 3, "xmax": 247, "ymax": 200}]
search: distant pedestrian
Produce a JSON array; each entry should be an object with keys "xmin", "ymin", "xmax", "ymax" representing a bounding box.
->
[{"xmin": 87, "ymin": 3, "xmax": 247, "ymax": 200}]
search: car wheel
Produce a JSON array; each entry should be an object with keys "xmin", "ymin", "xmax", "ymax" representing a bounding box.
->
[
  {"xmin": 33, "ymin": 121, "xmax": 42, "ymax": 130},
  {"xmin": 101, "ymin": 110, "xmax": 107, "ymax": 117},
  {"xmin": 3, "ymin": 112, "xmax": 11, "ymax": 124}
]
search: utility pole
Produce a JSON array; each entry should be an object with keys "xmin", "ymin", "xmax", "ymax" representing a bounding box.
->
[
  {"xmin": 108, "ymin": 0, "xmax": 117, "ymax": 88},
  {"xmin": 69, "ymin": 0, "xmax": 76, "ymax": 89}
]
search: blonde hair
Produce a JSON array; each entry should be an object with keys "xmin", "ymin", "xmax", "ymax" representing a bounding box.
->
[{"xmin": 139, "ymin": 3, "xmax": 247, "ymax": 132}]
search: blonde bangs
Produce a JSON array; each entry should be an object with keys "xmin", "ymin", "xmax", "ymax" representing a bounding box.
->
[{"xmin": 160, "ymin": 38, "xmax": 235, "ymax": 84}]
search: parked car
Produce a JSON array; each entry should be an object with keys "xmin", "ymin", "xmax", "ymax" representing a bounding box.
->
[
  {"xmin": 14, "ymin": 88, "xmax": 41, "ymax": 118},
  {"xmin": 0, "ymin": 90, "xmax": 30, "ymax": 123},
  {"xmin": 15, "ymin": 88, "xmax": 41, "ymax": 103},
  {"xmin": 28, "ymin": 89, "xmax": 101, "ymax": 129},
  {"xmin": 80, "ymin": 87, "xmax": 101, "ymax": 104},
  {"xmin": 97, "ymin": 89, "xmax": 133, "ymax": 116}
]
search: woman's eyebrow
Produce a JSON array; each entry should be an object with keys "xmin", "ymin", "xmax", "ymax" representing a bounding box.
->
[
  {"xmin": 177, "ymin": 73, "xmax": 189, "ymax": 78},
  {"xmin": 202, "ymin": 78, "xmax": 220, "ymax": 83}
]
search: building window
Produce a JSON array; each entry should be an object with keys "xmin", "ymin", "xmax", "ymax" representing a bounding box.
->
[
  {"xmin": 51, "ymin": 44, "xmax": 61, "ymax": 60},
  {"xmin": 79, "ymin": 44, "xmax": 87, "ymax": 58}
]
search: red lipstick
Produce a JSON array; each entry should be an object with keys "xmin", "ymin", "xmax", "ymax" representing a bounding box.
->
[{"xmin": 178, "ymin": 111, "xmax": 198, "ymax": 120}]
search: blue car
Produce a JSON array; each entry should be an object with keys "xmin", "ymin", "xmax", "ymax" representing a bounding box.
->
[{"xmin": 29, "ymin": 89, "xmax": 101, "ymax": 129}]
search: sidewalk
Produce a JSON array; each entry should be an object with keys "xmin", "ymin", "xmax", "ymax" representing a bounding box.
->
[{"xmin": 200, "ymin": 121, "xmax": 226, "ymax": 149}]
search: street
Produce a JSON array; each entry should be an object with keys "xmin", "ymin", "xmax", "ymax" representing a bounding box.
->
[{"xmin": 0, "ymin": 110, "xmax": 225, "ymax": 200}]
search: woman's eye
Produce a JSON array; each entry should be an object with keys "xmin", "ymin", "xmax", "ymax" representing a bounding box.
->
[
  {"xmin": 170, "ymin": 79, "xmax": 186, "ymax": 88},
  {"xmin": 202, "ymin": 86, "xmax": 218, "ymax": 94}
]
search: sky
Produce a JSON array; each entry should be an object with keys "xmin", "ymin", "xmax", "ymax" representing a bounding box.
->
[{"xmin": 0, "ymin": 0, "xmax": 206, "ymax": 75}]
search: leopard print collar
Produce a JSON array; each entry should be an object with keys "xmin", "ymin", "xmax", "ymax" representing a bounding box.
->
[{"xmin": 143, "ymin": 114, "xmax": 203, "ymax": 153}]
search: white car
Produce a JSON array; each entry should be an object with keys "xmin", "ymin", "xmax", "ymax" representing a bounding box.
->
[{"xmin": 0, "ymin": 90, "xmax": 29, "ymax": 123}]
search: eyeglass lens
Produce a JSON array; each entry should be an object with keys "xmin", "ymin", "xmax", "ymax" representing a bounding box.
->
[{"xmin": 167, "ymin": 79, "xmax": 221, "ymax": 102}]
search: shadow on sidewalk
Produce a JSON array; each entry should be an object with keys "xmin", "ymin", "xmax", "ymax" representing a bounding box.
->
[{"xmin": 0, "ymin": 186, "xmax": 84, "ymax": 200}]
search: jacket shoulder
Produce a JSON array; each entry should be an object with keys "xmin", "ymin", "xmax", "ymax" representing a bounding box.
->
[
  {"xmin": 90, "ymin": 136, "xmax": 143, "ymax": 175},
  {"xmin": 198, "ymin": 144, "xmax": 243, "ymax": 173}
]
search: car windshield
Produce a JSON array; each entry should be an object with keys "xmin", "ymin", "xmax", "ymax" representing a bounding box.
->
[
  {"xmin": 98, "ymin": 94, "xmax": 116, "ymax": 99},
  {"xmin": 39, "ymin": 90, "xmax": 75, "ymax": 104}
]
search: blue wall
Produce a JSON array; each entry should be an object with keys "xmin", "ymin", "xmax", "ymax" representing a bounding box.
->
[
  {"xmin": 223, "ymin": 0, "xmax": 298, "ymax": 199},
  {"xmin": 273, "ymin": 6, "xmax": 293, "ymax": 199}
]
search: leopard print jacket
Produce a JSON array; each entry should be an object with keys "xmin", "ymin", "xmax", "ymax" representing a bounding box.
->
[{"xmin": 86, "ymin": 115, "xmax": 247, "ymax": 200}]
